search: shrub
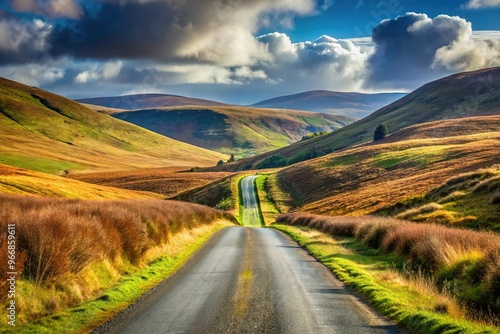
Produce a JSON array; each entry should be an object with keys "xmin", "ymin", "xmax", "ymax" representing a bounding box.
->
[
  {"xmin": 373, "ymin": 123, "xmax": 388, "ymax": 141},
  {"xmin": 257, "ymin": 154, "xmax": 288, "ymax": 169}
]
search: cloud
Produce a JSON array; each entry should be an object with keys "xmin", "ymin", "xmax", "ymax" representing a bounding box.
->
[
  {"xmin": 365, "ymin": 12, "xmax": 500, "ymax": 89},
  {"xmin": 48, "ymin": 0, "xmax": 315, "ymax": 66},
  {"xmin": 9, "ymin": 0, "xmax": 83, "ymax": 19},
  {"xmin": 0, "ymin": 15, "xmax": 52, "ymax": 65},
  {"xmin": 461, "ymin": 0, "xmax": 500, "ymax": 9},
  {"xmin": 257, "ymin": 33, "xmax": 368, "ymax": 91}
]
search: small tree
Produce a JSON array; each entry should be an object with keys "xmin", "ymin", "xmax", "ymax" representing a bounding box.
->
[
  {"xmin": 227, "ymin": 154, "xmax": 235, "ymax": 163},
  {"xmin": 373, "ymin": 123, "xmax": 388, "ymax": 141},
  {"xmin": 217, "ymin": 160, "xmax": 224, "ymax": 166}
]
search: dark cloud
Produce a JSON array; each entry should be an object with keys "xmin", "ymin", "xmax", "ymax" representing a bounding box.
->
[
  {"xmin": 0, "ymin": 13, "xmax": 51, "ymax": 65},
  {"xmin": 366, "ymin": 12, "xmax": 468, "ymax": 88}
]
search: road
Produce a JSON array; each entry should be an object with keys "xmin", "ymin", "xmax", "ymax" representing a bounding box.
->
[
  {"xmin": 240, "ymin": 175, "xmax": 262, "ymax": 227},
  {"xmin": 95, "ymin": 176, "xmax": 400, "ymax": 334}
]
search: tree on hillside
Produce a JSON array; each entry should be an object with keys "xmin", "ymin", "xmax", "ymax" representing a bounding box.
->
[
  {"xmin": 227, "ymin": 154, "xmax": 235, "ymax": 163},
  {"xmin": 217, "ymin": 160, "xmax": 224, "ymax": 166},
  {"xmin": 373, "ymin": 123, "xmax": 388, "ymax": 141}
]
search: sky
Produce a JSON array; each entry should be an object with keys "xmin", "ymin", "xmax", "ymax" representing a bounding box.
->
[{"xmin": 0, "ymin": 0, "xmax": 499, "ymax": 104}]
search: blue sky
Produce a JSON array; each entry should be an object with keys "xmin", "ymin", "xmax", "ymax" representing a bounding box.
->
[
  {"xmin": 283, "ymin": 0, "xmax": 500, "ymax": 40},
  {"xmin": 0, "ymin": 0, "xmax": 499, "ymax": 104}
]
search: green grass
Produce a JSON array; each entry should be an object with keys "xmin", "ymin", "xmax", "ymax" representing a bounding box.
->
[
  {"xmin": 6, "ymin": 223, "xmax": 229, "ymax": 334},
  {"xmin": 255, "ymin": 174, "xmax": 281, "ymax": 226},
  {"xmin": 322, "ymin": 154, "xmax": 363, "ymax": 168},
  {"xmin": 0, "ymin": 153, "xmax": 84, "ymax": 175},
  {"xmin": 373, "ymin": 146, "xmax": 452, "ymax": 169},
  {"xmin": 272, "ymin": 224, "xmax": 500, "ymax": 334}
]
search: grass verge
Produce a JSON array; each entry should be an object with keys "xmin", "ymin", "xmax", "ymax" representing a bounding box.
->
[
  {"xmin": 272, "ymin": 224, "xmax": 500, "ymax": 334},
  {"xmin": 255, "ymin": 174, "xmax": 280, "ymax": 226}
]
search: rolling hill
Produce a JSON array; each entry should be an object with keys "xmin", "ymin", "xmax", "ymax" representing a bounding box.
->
[
  {"xmin": 0, "ymin": 77, "xmax": 227, "ymax": 174},
  {"xmin": 216, "ymin": 67, "xmax": 500, "ymax": 171},
  {"xmin": 103, "ymin": 106, "xmax": 355, "ymax": 157},
  {"xmin": 274, "ymin": 115, "xmax": 500, "ymax": 230},
  {"xmin": 251, "ymin": 90, "xmax": 405, "ymax": 118},
  {"xmin": 77, "ymin": 93, "xmax": 228, "ymax": 110}
]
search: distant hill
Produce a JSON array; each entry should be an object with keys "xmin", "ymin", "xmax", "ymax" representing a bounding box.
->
[
  {"xmin": 251, "ymin": 90, "xmax": 405, "ymax": 118},
  {"xmin": 0, "ymin": 77, "xmax": 227, "ymax": 174},
  {"xmin": 104, "ymin": 106, "xmax": 355, "ymax": 157},
  {"xmin": 77, "ymin": 93, "xmax": 227, "ymax": 110},
  {"xmin": 216, "ymin": 67, "xmax": 500, "ymax": 171}
]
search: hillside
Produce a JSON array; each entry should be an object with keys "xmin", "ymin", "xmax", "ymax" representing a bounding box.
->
[
  {"xmin": 216, "ymin": 67, "xmax": 500, "ymax": 171},
  {"xmin": 106, "ymin": 106, "xmax": 355, "ymax": 157},
  {"xmin": 274, "ymin": 115, "xmax": 500, "ymax": 230},
  {"xmin": 251, "ymin": 90, "xmax": 405, "ymax": 118},
  {"xmin": 0, "ymin": 77, "xmax": 227, "ymax": 174},
  {"xmin": 77, "ymin": 93, "xmax": 227, "ymax": 110},
  {"xmin": 0, "ymin": 164, "xmax": 162, "ymax": 199}
]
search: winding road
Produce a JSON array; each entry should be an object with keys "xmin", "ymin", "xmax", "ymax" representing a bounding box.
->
[{"xmin": 96, "ymin": 176, "xmax": 400, "ymax": 334}]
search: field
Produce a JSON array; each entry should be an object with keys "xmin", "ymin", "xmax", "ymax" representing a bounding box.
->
[
  {"xmin": 69, "ymin": 167, "xmax": 234, "ymax": 197},
  {"xmin": 0, "ymin": 164, "xmax": 163, "ymax": 199},
  {"xmin": 0, "ymin": 194, "xmax": 236, "ymax": 331}
]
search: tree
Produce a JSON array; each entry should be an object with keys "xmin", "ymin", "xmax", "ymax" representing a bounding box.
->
[
  {"xmin": 217, "ymin": 160, "xmax": 224, "ymax": 166},
  {"xmin": 373, "ymin": 123, "xmax": 388, "ymax": 141},
  {"xmin": 227, "ymin": 154, "xmax": 235, "ymax": 163}
]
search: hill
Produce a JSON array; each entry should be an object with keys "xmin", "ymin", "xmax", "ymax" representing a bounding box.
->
[
  {"xmin": 216, "ymin": 67, "xmax": 500, "ymax": 171},
  {"xmin": 273, "ymin": 115, "xmax": 500, "ymax": 230},
  {"xmin": 106, "ymin": 106, "xmax": 355, "ymax": 157},
  {"xmin": 251, "ymin": 90, "xmax": 405, "ymax": 118},
  {"xmin": 77, "ymin": 93, "xmax": 227, "ymax": 110},
  {"xmin": 0, "ymin": 77, "xmax": 227, "ymax": 174}
]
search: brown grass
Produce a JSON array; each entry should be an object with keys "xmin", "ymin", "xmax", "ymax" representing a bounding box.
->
[
  {"xmin": 69, "ymin": 167, "xmax": 234, "ymax": 197},
  {"xmin": 0, "ymin": 195, "xmax": 236, "ymax": 287},
  {"xmin": 277, "ymin": 212, "xmax": 500, "ymax": 316},
  {"xmin": 277, "ymin": 130, "xmax": 500, "ymax": 217}
]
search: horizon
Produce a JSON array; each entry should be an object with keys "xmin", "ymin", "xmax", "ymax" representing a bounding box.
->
[{"xmin": 0, "ymin": 0, "xmax": 499, "ymax": 104}]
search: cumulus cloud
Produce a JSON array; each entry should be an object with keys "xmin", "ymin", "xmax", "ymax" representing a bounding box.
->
[
  {"xmin": 365, "ymin": 12, "xmax": 500, "ymax": 89},
  {"xmin": 462, "ymin": 0, "xmax": 500, "ymax": 9},
  {"xmin": 257, "ymin": 33, "xmax": 368, "ymax": 91}
]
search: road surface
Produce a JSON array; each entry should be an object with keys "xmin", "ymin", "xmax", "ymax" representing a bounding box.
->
[
  {"xmin": 95, "ymin": 176, "xmax": 400, "ymax": 334},
  {"xmin": 240, "ymin": 175, "xmax": 262, "ymax": 227}
]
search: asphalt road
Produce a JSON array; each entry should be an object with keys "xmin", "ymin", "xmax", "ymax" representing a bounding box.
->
[
  {"xmin": 240, "ymin": 175, "xmax": 262, "ymax": 227},
  {"xmin": 95, "ymin": 176, "xmax": 400, "ymax": 334}
]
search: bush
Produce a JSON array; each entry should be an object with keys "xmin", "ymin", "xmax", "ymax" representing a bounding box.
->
[
  {"xmin": 373, "ymin": 123, "xmax": 388, "ymax": 141},
  {"xmin": 257, "ymin": 154, "xmax": 288, "ymax": 169}
]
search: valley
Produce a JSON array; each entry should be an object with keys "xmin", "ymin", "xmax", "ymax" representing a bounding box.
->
[{"xmin": 0, "ymin": 66, "xmax": 499, "ymax": 333}]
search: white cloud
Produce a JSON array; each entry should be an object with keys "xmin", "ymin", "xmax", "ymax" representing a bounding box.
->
[
  {"xmin": 0, "ymin": 60, "xmax": 65, "ymax": 86},
  {"xmin": 462, "ymin": 0, "xmax": 500, "ymax": 9}
]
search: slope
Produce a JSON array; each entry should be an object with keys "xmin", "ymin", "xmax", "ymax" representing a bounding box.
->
[
  {"xmin": 77, "ymin": 93, "xmax": 228, "ymax": 110},
  {"xmin": 251, "ymin": 90, "xmax": 405, "ymax": 118},
  {"xmin": 217, "ymin": 67, "xmax": 500, "ymax": 171},
  {"xmin": 0, "ymin": 77, "xmax": 227, "ymax": 174},
  {"xmin": 0, "ymin": 164, "xmax": 162, "ymax": 199},
  {"xmin": 107, "ymin": 106, "xmax": 355, "ymax": 157},
  {"xmin": 274, "ymin": 115, "xmax": 500, "ymax": 230}
]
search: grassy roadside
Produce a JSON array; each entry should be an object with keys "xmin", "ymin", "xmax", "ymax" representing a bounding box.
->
[
  {"xmin": 272, "ymin": 224, "xmax": 500, "ymax": 334},
  {"xmin": 255, "ymin": 174, "xmax": 280, "ymax": 226},
  {"xmin": 5, "ymin": 221, "xmax": 232, "ymax": 333}
]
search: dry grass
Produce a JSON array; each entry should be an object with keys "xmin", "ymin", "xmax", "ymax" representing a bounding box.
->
[
  {"xmin": 0, "ymin": 164, "xmax": 162, "ymax": 199},
  {"xmin": 277, "ymin": 212, "xmax": 500, "ymax": 318},
  {"xmin": 0, "ymin": 194, "xmax": 236, "ymax": 323},
  {"xmin": 69, "ymin": 167, "xmax": 234, "ymax": 197},
  {"xmin": 277, "ymin": 129, "xmax": 500, "ymax": 220}
]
